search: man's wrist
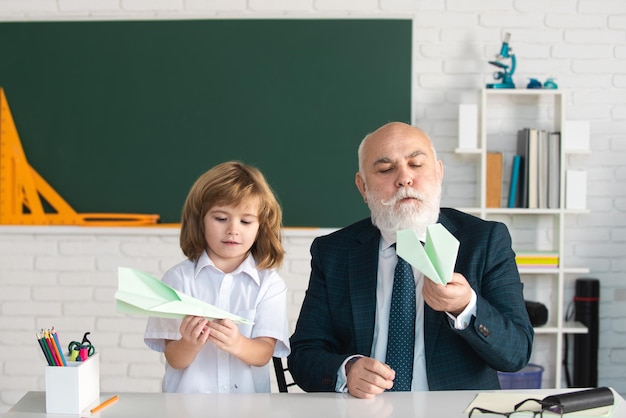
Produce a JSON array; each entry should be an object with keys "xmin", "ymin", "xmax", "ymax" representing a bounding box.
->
[
  {"xmin": 446, "ymin": 290, "xmax": 477, "ymax": 330},
  {"xmin": 345, "ymin": 356, "xmax": 360, "ymax": 376}
]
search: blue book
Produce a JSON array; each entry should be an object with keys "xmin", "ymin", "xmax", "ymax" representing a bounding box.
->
[{"xmin": 508, "ymin": 155, "xmax": 521, "ymax": 208}]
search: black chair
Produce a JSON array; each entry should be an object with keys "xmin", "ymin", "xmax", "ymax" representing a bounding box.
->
[{"xmin": 272, "ymin": 357, "xmax": 296, "ymax": 393}]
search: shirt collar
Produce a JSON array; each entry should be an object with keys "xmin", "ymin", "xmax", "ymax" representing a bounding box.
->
[
  {"xmin": 380, "ymin": 236, "xmax": 395, "ymax": 253},
  {"xmin": 379, "ymin": 230, "xmax": 426, "ymax": 254},
  {"xmin": 194, "ymin": 251, "xmax": 261, "ymax": 286}
]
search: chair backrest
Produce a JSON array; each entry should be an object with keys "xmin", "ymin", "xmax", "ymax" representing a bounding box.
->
[{"xmin": 272, "ymin": 357, "xmax": 296, "ymax": 393}]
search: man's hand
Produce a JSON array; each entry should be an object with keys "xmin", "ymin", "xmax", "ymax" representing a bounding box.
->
[
  {"xmin": 346, "ymin": 357, "xmax": 395, "ymax": 399},
  {"xmin": 422, "ymin": 272, "xmax": 472, "ymax": 316}
]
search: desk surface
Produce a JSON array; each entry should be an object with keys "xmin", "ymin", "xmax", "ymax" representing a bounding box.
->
[{"xmin": 4, "ymin": 390, "xmax": 625, "ymax": 418}]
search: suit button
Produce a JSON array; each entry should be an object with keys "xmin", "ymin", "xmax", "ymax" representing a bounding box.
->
[{"xmin": 478, "ymin": 324, "xmax": 490, "ymax": 337}]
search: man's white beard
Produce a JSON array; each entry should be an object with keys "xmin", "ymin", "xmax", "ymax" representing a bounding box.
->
[{"xmin": 366, "ymin": 186, "xmax": 441, "ymax": 243}]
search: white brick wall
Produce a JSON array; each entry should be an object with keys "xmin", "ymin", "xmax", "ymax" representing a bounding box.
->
[
  {"xmin": 1, "ymin": 0, "xmax": 625, "ymax": 412},
  {"xmin": 0, "ymin": 226, "xmax": 329, "ymax": 410}
]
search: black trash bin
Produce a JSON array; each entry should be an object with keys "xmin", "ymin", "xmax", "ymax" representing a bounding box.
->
[{"xmin": 573, "ymin": 278, "xmax": 600, "ymax": 387}]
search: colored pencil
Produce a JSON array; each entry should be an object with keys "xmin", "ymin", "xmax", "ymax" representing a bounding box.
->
[
  {"xmin": 36, "ymin": 332, "xmax": 54, "ymax": 366},
  {"xmin": 44, "ymin": 331, "xmax": 61, "ymax": 366},
  {"xmin": 90, "ymin": 395, "xmax": 119, "ymax": 414},
  {"xmin": 51, "ymin": 328, "xmax": 67, "ymax": 366}
]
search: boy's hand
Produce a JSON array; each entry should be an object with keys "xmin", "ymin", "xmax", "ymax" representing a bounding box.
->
[
  {"xmin": 205, "ymin": 319, "xmax": 243, "ymax": 356},
  {"xmin": 179, "ymin": 315, "xmax": 210, "ymax": 348}
]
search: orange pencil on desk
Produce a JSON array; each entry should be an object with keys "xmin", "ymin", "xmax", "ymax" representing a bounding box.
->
[{"xmin": 90, "ymin": 395, "xmax": 119, "ymax": 414}]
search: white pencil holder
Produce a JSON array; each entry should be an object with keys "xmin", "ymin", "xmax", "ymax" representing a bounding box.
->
[{"xmin": 45, "ymin": 352, "xmax": 100, "ymax": 414}]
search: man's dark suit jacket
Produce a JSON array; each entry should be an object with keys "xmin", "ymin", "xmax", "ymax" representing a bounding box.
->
[{"xmin": 288, "ymin": 208, "xmax": 534, "ymax": 391}]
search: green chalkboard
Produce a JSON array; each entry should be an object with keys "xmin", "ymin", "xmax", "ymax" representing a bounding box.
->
[{"xmin": 0, "ymin": 19, "xmax": 411, "ymax": 227}]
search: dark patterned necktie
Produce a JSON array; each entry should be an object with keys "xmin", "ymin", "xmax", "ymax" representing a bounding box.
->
[{"xmin": 386, "ymin": 251, "xmax": 416, "ymax": 391}]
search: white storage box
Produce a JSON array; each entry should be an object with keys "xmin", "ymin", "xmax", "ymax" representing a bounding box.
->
[{"xmin": 45, "ymin": 352, "xmax": 100, "ymax": 414}]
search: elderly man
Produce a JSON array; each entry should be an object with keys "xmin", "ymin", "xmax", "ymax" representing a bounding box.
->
[{"xmin": 288, "ymin": 122, "xmax": 533, "ymax": 398}]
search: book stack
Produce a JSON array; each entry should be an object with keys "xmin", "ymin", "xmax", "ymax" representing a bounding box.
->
[
  {"xmin": 508, "ymin": 128, "xmax": 561, "ymax": 209},
  {"xmin": 515, "ymin": 251, "xmax": 559, "ymax": 269}
]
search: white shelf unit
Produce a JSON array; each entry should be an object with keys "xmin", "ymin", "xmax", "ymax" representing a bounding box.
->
[{"xmin": 456, "ymin": 88, "xmax": 589, "ymax": 389}]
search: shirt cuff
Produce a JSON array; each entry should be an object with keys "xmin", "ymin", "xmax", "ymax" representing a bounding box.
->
[
  {"xmin": 335, "ymin": 355, "xmax": 362, "ymax": 392},
  {"xmin": 446, "ymin": 289, "xmax": 477, "ymax": 330}
]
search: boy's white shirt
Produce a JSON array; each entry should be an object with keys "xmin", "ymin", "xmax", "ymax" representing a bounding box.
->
[{"xmin": 144, "ymin": 251, "xmax": 290, "ymax": 393}]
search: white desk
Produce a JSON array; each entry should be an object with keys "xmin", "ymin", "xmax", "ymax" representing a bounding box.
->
[{"xmin": 4, "ymin": 390, "xmax": 625, "ymax": 418}]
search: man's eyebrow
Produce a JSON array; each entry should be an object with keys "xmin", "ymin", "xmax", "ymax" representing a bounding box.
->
[
  {"xmin": 371, "ymin": 150, "xmax": 427, "ymax": 167},
  {"xmin": 373, "ymin": 157, "xmax": 393, "ymax": 166},
  {"xmin": 407, "ymin": 150, "xmax": 426, "ymax": 158}
]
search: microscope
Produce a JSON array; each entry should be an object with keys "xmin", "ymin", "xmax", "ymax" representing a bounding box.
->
[{"xmin": 486, "ymin": 32, "xmax": 516, "ymax": 89}]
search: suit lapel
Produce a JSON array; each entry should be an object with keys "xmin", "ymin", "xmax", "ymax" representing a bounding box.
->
[
  {"xmin": 348, "ymin": 223, "xmax": 380, "ymax": 354},
  {"xmin": 437, "ymin": 211, "xmax": 458, "ymax": 236}
]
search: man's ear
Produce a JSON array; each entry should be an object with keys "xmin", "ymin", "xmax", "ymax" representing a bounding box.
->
[
  {"xmin": 437, "ymin": 159, "xmax": 444, "ymax": 182},
  {"xmin": 355, "ymin": 173, "xmax": 367, "ymax": 202}
]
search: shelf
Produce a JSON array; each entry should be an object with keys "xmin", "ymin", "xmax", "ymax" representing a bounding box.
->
[
  {"xmin": 456, "ymin": 207, "xmax": 590, "ymax": 215},
  {"xmin": 518, "ymin": 267, "xmax": 590, "ymax": 275},
  {"xmin": 563, "ymin": 321, "xmax": 589, "ymax": 334},
  {"xmin": 474, "ymin": 88, "xmax": 590, "ymax": 389},
  {"xmin": 457, "ymin": 147, "xmax": 589, "ymax": 156},
  {"xmin": 482, "ymin": 88, "xmax": 562, "ymax": 97},
  {"xmin": 533, "ymin": 321, "xmax": 588, "ymax": 335},
  {"xmin": 518, "ymin": 268, "xmax": 559, "ymax": 274}
]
